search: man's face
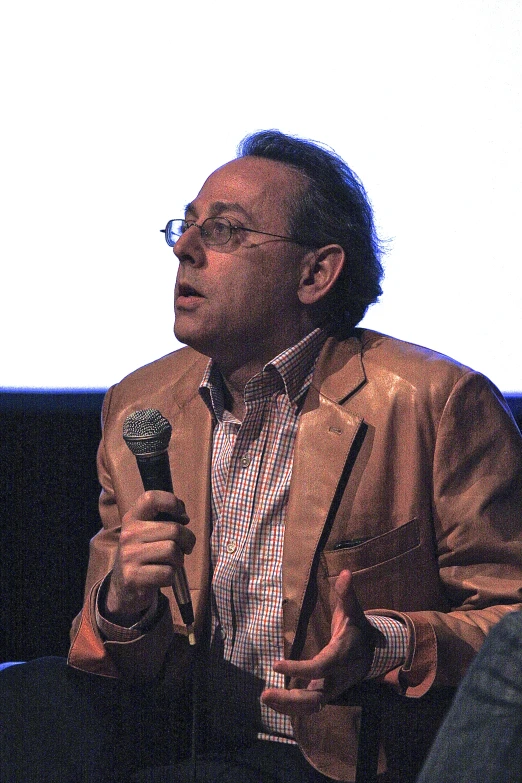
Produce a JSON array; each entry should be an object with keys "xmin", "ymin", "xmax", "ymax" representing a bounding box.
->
[{"xmin": 172, "ymin": 156, "xmax": 312, "ymax": 373}]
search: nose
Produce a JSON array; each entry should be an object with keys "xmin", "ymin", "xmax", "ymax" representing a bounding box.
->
[{"xmin": 172, "ymin": 224, "xmax": 205, "ymax": 266}]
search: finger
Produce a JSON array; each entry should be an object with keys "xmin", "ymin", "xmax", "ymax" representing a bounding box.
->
[
  {"xmin": 334, "ymin": 569, "xmax": 364, "ymax": 620},
  {"xmin": 127, "ymin": 490, "xmax": 189, "ymax": 525},
  {"xmin": 174, "ymin": 523, "xmax": 196, "ymax": 553},
  {"xmin": 120, "ymin": 516, "xmax": 196, "ymax": 554},
  {"xmin": 133, "ymin": 562, "xmax": 186, "ymax": 589},
  {"xmin": 147, "ymin": 521, "xmax": 196, "ymax": 554},
  {"xmin": 272, "ymin": 644, "xmax": 341, "ymax": 680},
  {"xmin": 261, "ymin": 687, "xmax": 324, "ymax": 716},
  {"xmin": 113, "ymin": 536, "xmax": 193, "ymax": 599},
  {"xmin": 136, "ymin": 535, "xmax": 195, "ymax": 566},
  {"xmin": 332, "ymin": 570, "xmax": 375, "ymax": 644}
]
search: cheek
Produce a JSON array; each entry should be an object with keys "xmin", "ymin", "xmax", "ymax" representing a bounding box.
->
[{"xmin": 209, "ymin": 252, "xmax": 300, "ymax": 320}]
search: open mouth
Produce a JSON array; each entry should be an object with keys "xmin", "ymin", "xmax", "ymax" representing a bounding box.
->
[
  {"xmin": 176, "ymin": 282, "xmax": 204, "ymax": 305},
  {"xmin": 178, "ymin": 283, "xmax": 203, "ymax": 297}
]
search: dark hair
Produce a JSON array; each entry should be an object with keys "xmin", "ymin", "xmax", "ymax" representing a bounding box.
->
[{"xmin": 237, "ymin": 130, "xmax": 384, "ymax": 329}]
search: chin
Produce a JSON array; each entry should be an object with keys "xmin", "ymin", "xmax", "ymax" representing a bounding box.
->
[
  {"xmin": 174, "ymin": 316, "xmax": 196, "ymax": 345},
  {"xmin": 174, "ymin": 325, "xmax": 210, "ymax": 357}
]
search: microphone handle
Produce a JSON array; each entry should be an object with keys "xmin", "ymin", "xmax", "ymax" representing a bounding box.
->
[
  {"xmin": 135, "ymin": 451, "xmax": 174, "ymax": 493},
  {"xmin": 134, "ymin": 452, "xmax": 195, "ymax": 628}
]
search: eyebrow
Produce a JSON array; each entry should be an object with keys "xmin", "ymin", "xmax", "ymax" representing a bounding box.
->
[{"xmin": 184, "ymin": 201, "xmax": 254, "ymax": 223}]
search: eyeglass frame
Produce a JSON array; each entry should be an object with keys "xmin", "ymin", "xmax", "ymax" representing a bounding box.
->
[{"xmin": 160, "ymin": 217, "xmax": 318, "ymax": 250}]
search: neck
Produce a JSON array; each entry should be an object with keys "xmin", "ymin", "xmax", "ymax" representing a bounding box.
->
[
  {"xmin": 217, "ymin": 357, "xmax": 266, "ymax": 422},
  {"xmin": 216, "ymin": 324, "xmax": 317, "ymax": 421}
]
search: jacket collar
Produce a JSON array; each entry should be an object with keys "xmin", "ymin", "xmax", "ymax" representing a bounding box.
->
[{"xmin": 310, "ymin": 332, "xmax": 366, "ymax": 404}]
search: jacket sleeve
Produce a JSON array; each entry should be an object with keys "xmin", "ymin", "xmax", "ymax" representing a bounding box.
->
[
  {"xmin": 381, "ymin": 371, "xmax": 522, "ymax": 696},
  {"xmin": 68, "ymin": 386, "xmax": 175, "ymax": 680}
]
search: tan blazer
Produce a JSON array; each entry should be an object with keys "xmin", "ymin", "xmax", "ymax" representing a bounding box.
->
[{"xmin": 68, "ymin": 330, "xmax": 522, "ymax": 780}]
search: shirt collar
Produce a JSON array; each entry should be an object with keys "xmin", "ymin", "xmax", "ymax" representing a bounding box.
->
[{"xmin": 199, "ymin": 327, "xmax": 328, "ymax": 422}]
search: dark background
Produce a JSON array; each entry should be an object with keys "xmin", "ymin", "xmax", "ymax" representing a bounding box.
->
[
  {"xmin": 0, "ymin": 393, "xmax": 104, "ymax": 661},
  {"xmin": 1, "ymin": 391, "xmax": 522, "ymax": 663}
]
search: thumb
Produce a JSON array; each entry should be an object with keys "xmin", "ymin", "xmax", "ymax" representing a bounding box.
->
[{"xmin": 333, "ymin": 569, "xmax": 367, "ymax": 626}]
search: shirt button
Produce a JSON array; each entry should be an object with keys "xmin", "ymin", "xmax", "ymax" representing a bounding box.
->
[
  {"xmin": 240, "ymin": 454, "xmax": 251, "ymax": 468},
  {"xmin": 226, "ymin": 540, "xmax": 237, "ymax": 554}
]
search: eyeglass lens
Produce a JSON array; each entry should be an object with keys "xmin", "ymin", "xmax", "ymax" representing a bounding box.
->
[{"xmin": 165, "ymin": 218, "xmax": 232, "ymax": 247}]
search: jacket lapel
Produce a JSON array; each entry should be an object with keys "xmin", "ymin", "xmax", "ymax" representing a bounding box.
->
[{"xmin": 282, "ymin": 335, "xmax": 367, "ymax": 655}]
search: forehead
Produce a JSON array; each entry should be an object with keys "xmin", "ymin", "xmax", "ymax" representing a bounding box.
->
[{"xmin": 187, "ymin": 156, "xmax": 304, "ymax": 226}]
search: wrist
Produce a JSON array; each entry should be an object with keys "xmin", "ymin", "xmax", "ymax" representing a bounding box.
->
[{"xmin": 101, "ymin": 573, "xmax": 154, "ymax": 627}]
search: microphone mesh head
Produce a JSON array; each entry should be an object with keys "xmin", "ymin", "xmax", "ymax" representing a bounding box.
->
[{"xmin": 123, "ymin": 409, "xmax": 172, "ymax": 455}]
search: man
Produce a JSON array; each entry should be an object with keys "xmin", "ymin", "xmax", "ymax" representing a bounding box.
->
[{"xmin": 3, "ymin": 130, "xmax": 522, "ymax": 782}]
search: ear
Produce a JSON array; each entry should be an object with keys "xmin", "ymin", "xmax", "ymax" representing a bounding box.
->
[{"xmin": 297, "ymin": 245, "xmax": 345, "ymax": 305}]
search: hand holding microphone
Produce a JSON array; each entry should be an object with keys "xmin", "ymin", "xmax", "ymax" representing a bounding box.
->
[{"xmin": 104, "ymin": 409, "xmax": 196, "ymax": 645}]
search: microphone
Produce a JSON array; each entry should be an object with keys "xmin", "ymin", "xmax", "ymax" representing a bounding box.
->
[{"xmin": 123, "ymin": 408, "xmax": 196, "ymax": 646}]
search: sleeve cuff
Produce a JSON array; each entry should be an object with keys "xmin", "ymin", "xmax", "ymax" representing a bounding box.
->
[
  {"xmin": 366, "ymin": 614, "xmax": 409, "ymax": 678},
  {"xmin": 96, "ymin": 573, "xmax": 160, "ymax": 642}
]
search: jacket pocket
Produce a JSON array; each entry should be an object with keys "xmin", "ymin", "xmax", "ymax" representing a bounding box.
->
[
  {"xmin": 325, "ymin": 518, "xmax": 421, "ymax": 574},
  {"xmin": 321, "ymin": 518, "xmax": 449, "ymax": 612}
]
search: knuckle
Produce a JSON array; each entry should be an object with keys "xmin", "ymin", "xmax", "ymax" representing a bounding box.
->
[
  {"xmin": 143, "ymin": 489, "xmax": 160, "ymax": 514},
  {"xmin": 119, "ymin": 526, "xmax": 134, "ymax": 546}
]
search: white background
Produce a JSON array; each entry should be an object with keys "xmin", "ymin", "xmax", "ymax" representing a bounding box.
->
[{"xmin": 1, "ymin": 1, "xmax": 521, "ymax": 391}]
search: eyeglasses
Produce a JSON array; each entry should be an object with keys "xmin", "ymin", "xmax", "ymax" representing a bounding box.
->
[{"xmin": 160, "ymin": 217, "xmax": 311, "ymax": 249}]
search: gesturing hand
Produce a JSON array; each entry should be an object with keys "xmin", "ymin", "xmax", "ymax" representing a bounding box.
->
[
  {"xmin": 104, "ymin": 489, "xmax": 195, "ymax": 626},
  {"xmin": 261, "ymin": 570, "xmax": 378, "ymax": 715}
]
